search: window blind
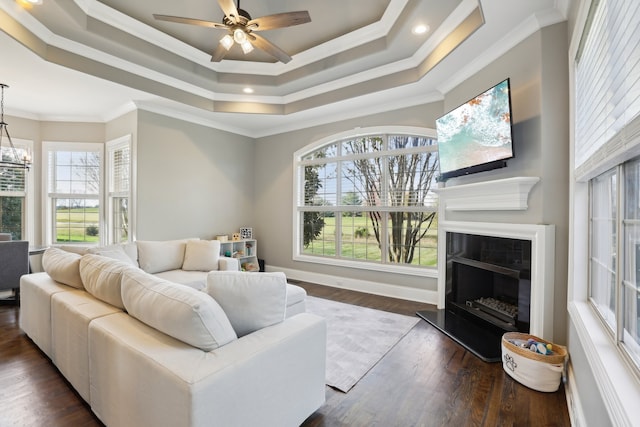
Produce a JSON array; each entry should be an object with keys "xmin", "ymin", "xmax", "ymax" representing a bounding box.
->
[
  {"xmin": 575, "ymin": 0, "xmax": 640, "ymax": 177},
  {"xmin": 0, "ymin": 146, "xmax": 28, "ymax": 194},
  {"xmin": 109, "ymin": 145, "xmax": 130, "ymax": 194}
]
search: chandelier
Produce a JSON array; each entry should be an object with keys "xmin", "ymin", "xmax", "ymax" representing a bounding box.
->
[{"xmin": 0, "ymin": 83, "xmax": 31, "ymax": 171}]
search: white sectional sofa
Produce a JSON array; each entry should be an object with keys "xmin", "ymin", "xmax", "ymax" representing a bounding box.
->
[{"xmin": 19, "ymin": 239, "xmax": 326, "ymax": 427}]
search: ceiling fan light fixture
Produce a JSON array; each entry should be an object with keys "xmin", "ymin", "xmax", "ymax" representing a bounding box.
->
[
  {"xmin": 240, "ymin": 40, "xmax": 254, "ymax": 54},
  {"xmin": 220, "ymin": 34, "xmax": 234, "ymax": 50},
  {"xmin": 153, "ymin": 2, "xmax": 311, "ymax": 63},
  {"xmin": 233, "ymin": 28, "xmax": 248, "ymax": 44}
]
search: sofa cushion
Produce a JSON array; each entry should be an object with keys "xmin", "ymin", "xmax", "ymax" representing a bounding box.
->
[
  {"xmin": 285, "ymin": 283, "xmax": 307, "ymax": 318},
  {"xmin": 79, "ymin": 254, "xmax": 136, "ymax": 309},
  {"xmin": 152, "ymin": 269, "xmax": 208, "ymax": 291},
  {"xmin": 206, "ymin": 271, "xmax": 287, "ymax": 337},
  {"xmin": 41, "ymin": 247, "xmax": 84, "ymax": 289},
  {"xmin": 121, "ymin": 268, "xmax": 237, "ymax": 351},
  {"xmin": 88, "ymin": 243, "xmax": 138, "ymax": 267},
  {"xmin": 136, "ymin": 239, "xmax": 195, "ymax": 274},
  {"xmin": 182, "ymin": 240, "xmax": 221, "ymax": 272},
  {"xmin": 57, "ymin": 245, "xmax": 91, "ymax": 255}
]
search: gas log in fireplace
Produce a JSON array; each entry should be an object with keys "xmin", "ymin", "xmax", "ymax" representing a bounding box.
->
[{"xmin": 418, "ymin": 232, "xmax": 532, "ymax": 362}]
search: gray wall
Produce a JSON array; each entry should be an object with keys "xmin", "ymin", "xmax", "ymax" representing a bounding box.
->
[
  {"xmin": 442, "ymin": 23, "xmax": 570, "ymax": 343},
  {"xmin": 253, "ymin": 23, "xmax": 570, "ymax": 344},
  {"xmin": 134, "ymin": 110, "xmax": 255, "ymax": 240},
  {"xmin": 106, "ymin": 110, "xmax": 137, "ymax": 142}
]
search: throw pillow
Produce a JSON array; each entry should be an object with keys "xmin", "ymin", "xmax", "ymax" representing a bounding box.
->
[
  {"xmin": 206, "ymin": 271, "xmax": 287, "ymax": 337},
  {"xmin": 121, "ymin": 268, "xmax": 237, "ymax": 351},
  {"xmin": 41, "ymin": 247, "xmax": 84, "ymax": 289},
  {"xmin": 79, "ymin": 254, "xmax": 137, "ymax": 309},
  {"xmin": 182, "ymin": 240, "xmax": 221, "ymax": 271},
  {"xmin": 136, "ymin": 239, "xmax": 197, "ymax": 274}
]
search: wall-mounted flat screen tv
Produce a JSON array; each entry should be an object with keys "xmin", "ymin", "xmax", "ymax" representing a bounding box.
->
[{"xmin": 436, "ymin": 78, "xmax": 514, "ymax": 181}]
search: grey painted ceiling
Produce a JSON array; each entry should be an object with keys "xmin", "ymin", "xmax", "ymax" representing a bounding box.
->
[{"xmin": 0, "ymin": 0, "xmax": 568, "ymax": 137}]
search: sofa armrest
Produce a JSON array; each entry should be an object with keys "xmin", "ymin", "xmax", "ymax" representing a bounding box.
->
[
  {"xmin": 218, "ymin": 257, "xmax": 239, "ymax": 271},
  {"xmin": 20, "ymin": 272, "xmax": 75, "ymax": 358},
  {"xmin": 89, "ymin": 312, "xmax": 326, "ymax": 427}
]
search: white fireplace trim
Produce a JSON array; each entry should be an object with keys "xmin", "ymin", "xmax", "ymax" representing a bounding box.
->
[
  {"xmin": 437, "ymin": 220, "xmax": 556, "ymax": 341},
  {"xmin": 433, "ymin": 177, "xmax": 540, "ymax": 211}
]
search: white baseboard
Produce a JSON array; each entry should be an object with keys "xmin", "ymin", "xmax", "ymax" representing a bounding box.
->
[
  {"xmin": 565, "ymin": 362, "xmax": 587, "ymax": 427},
  {"xmin": 267, "ymin": 265, "xmax": 438, "ymax": 304}
]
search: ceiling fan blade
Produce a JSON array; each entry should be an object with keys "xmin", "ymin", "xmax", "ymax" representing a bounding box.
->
[
  {"xmin": 247, "ymin": 11, "xmax": 311, "ymax": 31},
  {"xmin": 249, "ymin": 33, "xmax": 292, "ymax": 63},
  {"xmin": 210, "ymin": 43, "xmax": 229, "ymax": 62},
  {"xmin": 153, "ymin": 14, "xmax": 227, "ymax": 29},
  {"xmin": 217, "ymin": 0, "xmax": 240, "ymax": 23}
]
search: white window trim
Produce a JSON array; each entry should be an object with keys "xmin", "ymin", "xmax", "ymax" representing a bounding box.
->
[
  {"xmin": 292, "ymin": 125, "xmax": 438, "ymax": 278},
  {"xmin": 105, "ymin": 134, "xmax": 134, "ymax": 244},
  {"xmin": 42, "ymin": 141, "xmax": 104, "ymax": 246},
  {"xmin": 568, "ymin": 1, "xmax": 640, "ymax": 425}
]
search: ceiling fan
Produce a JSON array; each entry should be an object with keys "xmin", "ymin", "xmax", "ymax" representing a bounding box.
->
[{"xmin": 153, "ymin": 0, "xmax": 311, "ymax": 64}]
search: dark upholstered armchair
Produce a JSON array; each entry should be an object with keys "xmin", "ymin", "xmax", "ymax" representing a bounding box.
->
[{"xmin": 0, "ymin": 240, "xmax": 30, "ymax": 304}]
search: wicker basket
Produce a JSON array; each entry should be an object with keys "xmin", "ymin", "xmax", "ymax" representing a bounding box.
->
[{"xmin": 501, "ymin": 332, "xmax": 568, "ymax": 392}]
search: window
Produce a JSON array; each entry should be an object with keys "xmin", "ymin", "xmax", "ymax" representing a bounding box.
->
[
  {"xmin": 294, "ymin": 127, "xmax": 438, "ymax": 275},
  {"xmin": 0, "ymin": 139, "xmax": 32, "ymax": 240},
  {"xmin": 590, "ymin": 168, "xmax": 617, "ymax": 330},
  {"xmin": 43, "ymin": 142, "xmax": 102, "ymax": 245},
  {"xmin": 590, "ymin": 160, "xmax": 640, "ymax": 369},
  {"xmin": 105, "ymin": 136, "xmax": 132, "ymax": 244},
  {"xmin": 572, "ymin": 0, "xmax": 640, "ymax": 420}
]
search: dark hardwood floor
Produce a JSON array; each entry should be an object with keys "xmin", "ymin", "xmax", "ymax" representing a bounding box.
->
[{"xmin": 0, "ymin": 283, "xmax": 571, "ymax": 427}]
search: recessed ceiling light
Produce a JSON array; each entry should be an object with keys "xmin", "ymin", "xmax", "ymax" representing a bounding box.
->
[
  {"xmin": 243, "ymin": 87, "xmax": 254, "ymax": 94},
  {"xmin": 18, "ymin": 0, "xmax": 42, "ymax": 5},
  {"xmin": 412, "ymin": 24, "xmax": 429, "ymax": 35}
]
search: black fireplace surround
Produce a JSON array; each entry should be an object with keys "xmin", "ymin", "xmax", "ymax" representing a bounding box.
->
[{"xmin": 417, "ymin": 232, "xmax": 532, "ymax": 362}]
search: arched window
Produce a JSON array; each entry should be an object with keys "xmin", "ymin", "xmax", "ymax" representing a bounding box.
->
[{"xmin": 293, "ymin": 126, "xmax": 439, "ymax": 275}]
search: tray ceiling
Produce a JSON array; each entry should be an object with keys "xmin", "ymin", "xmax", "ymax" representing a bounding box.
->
[{"xmin": 0, "ymin": 0, "xmax": 567, "ymax": 137}]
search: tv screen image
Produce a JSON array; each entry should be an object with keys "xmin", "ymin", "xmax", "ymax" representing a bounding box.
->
[{"xmin": 436, "ymin": 79, "xmax": 514, "ymax": 180}]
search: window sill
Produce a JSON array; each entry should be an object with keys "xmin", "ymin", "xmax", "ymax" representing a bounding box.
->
[
  {"xmin": 568, "ymin": 301, "xmax": 640, "ymax": 426},
  {"xmin": 293, "ymin": 254, "xmax": 438, "ymax": 278}
]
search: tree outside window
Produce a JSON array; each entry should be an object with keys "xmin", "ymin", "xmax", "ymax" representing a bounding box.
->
[{"xmin": 297, "ymin": 129, "xmax": 438, "ymax": 270}]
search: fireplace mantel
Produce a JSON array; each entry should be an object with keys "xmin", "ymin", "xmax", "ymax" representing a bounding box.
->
[{"xmin": 434, "ymin": 177, "xmax": 540, "ymax": 211}]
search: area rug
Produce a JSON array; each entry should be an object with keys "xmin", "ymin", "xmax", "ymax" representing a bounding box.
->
[{"xmin": 305, "ymin": 295, "xmax": 419, "ymax": 392}]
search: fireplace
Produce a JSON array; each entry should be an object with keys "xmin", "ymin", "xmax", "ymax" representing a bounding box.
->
[
  {"xmin": 417, "ymin": 220, "xmax": 555, "ymax": 362},
  {"xmin": 447, "ymin": 233, "xmax": 531, "ymax": 334}
]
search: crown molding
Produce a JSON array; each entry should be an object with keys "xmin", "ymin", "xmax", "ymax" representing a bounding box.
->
[{"xmin": 437, "ymin": 7, "xmax": 567, "ymax": 95}]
